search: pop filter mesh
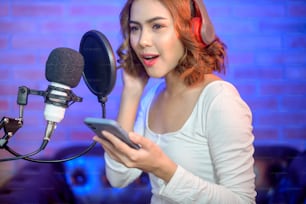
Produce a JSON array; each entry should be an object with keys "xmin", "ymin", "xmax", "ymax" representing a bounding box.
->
[{"xmin": 79, "ymin": 30, "xmax": 116, "ymax": 98}]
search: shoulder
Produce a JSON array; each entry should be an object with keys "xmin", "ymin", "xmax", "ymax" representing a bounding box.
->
[
  {"xmin": 199, "ymin": 80, "xmax": 252, "ymax": 117},
  {"xmin": 199, "ymin": 80, "xmax": 241, "ymax": 105},
  {"xmin": 203, "ymin": 80, "xmax": 239, "ymax": 97}
]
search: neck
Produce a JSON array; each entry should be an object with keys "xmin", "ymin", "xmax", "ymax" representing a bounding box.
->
[
  {"xmin": 163, "ymin": 72, "xmax": 188, "ymax": 97},
  {"xmin": 163, "ymin": 73, "xmax": 220, "ymax": 97}
]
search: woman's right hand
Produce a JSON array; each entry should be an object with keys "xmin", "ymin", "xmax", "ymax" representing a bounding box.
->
[
  {"xmin": 121, "ymin": 68, "xmax": 148, "ymax": 97},
  {"xmin": 93, "ymin": 131, "xmax": 177, "ymax": 183}
]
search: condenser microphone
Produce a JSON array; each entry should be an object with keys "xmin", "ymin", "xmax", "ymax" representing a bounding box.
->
[
  {"xmin": 79, "ymin": 30, "xmax": 116, "ymax": 103},
  {"xmin": 43, "ymin": 47, "xmax": 84, "ymax": 145}
]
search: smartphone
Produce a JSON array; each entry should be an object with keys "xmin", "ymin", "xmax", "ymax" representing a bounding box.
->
[{"xmin": 84, "ymin": 117, "xmax": 140, "ymax": 150}]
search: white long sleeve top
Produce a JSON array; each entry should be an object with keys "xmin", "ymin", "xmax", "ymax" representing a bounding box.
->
[{"xmin": 104, "ymin": 80, "xmax": 256, "ymax": 204}]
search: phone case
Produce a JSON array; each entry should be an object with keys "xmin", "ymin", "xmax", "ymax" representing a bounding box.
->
[{"xmin": 84, "ymin": 117, "xmax": 140, "ymax": 149}]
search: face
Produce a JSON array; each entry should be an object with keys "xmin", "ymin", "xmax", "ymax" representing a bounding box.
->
[{"xmin": 129, "ymin": 0, "xmax": 185, "ymax": 78}]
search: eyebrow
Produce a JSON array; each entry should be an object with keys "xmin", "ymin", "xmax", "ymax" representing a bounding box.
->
[{"xmin": 129, "ymin": 16, "xmax": 168, "ymax": 25}]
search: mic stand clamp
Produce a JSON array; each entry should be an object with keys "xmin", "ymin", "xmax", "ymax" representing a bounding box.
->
[
  {"xmin": 0, "ymin": 86, "xmax": 28, "ymax": 148},
  {"xmin": 0, "ymin": 117, "xmax": 23, "ymax": 148}
]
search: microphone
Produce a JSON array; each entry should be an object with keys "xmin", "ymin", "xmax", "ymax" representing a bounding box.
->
[{"xmin": 43, "ymin": 47, "xmax": 84, "ymax": 145}]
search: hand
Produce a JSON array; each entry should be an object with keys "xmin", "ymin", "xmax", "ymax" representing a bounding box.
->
[
  {"xmin": 93, "ymin": 131, "xmax": 177, "ymax": 183},
  {"xmin": 121, "ymin": 69, "xmax": 148, "ymax": 97}
]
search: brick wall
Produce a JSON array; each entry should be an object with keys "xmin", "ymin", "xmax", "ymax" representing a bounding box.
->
[{"xmin": 0, "ymin": 0, "xmax": 305, "ymax": 183}]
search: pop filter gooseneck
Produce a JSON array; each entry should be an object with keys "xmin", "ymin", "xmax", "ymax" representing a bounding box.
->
[{"xmin": 79, "ymin": 30, "xmax": 116, "ymax": 117}]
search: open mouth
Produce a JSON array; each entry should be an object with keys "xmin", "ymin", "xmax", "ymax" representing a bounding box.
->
[
  {"xmin": 142, "ymin": 54, "xmax": 159, "ymax": 67},
  {"xmin": 142, "ymin": 55, "xmax": 159, "ymax": 60}
]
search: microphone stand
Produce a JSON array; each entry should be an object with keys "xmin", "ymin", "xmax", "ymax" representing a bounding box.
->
[
  {"xmin": 98, "ymin": 96, "xmax": 108, "ymax": 118},
  {"xmin": 0, "ymin": 85, "xmax": 99, "ymax": 163}
]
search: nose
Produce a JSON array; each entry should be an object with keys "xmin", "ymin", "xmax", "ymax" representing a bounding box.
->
[{"xmin": 138, "ymin": 29, "xmax": 152, "ymax": 48}]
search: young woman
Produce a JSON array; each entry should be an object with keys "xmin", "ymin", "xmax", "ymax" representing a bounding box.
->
[{"xmin": 93, "ymin": 0, "xmax": 256, "ymax": 203}]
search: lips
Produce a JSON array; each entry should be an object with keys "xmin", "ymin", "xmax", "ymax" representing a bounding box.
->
[{"xmin": 141, "ymin": 54, "xmax": 159, "ymax": 67}]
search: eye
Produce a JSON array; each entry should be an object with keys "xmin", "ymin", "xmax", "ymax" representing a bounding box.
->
[
  {"xmin": 152, "ymin": 24, "xmax": 163, "ymax": 30},
  {"xmin": 129, "ymin": 24, "xmax": 140, "ymax": 33}
]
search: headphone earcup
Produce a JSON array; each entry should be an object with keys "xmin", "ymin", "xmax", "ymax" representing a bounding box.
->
[{"xmin": 191, "ymin": 17, "xmax": 206, "ymax": 46}]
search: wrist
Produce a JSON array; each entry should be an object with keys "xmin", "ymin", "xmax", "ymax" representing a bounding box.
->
[
  {"xmin": 153, "ymin": 158, "xmax": 177, "ymax": 183},
  {"xmin": 122, "ymin": 85, "xmax": 144, "ymax": 99},
  {"xmin": 117, "ymin": 88, "xmax": 142, "ymax": 131}
]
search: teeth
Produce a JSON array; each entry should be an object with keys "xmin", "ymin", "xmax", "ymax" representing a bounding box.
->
[{"xmin": 144, "ymin": 56, "xmax": 156, "ymax": 59}]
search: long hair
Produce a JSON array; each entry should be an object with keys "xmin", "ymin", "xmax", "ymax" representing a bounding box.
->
[{"xmin": 117, "ymin": 0, "xmax": 227, "ymax": 86}]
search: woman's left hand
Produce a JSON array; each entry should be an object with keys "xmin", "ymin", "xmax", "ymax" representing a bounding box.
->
[{"xmin": 93, "ymin": 131, "xmax": 177, "ymax": 183}]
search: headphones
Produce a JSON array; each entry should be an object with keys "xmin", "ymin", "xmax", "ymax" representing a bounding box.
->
[{"xmin": 190, "ymin": 0, "xmax": 216, "ymax": 46}]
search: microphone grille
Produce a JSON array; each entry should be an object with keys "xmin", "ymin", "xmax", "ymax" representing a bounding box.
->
[{"xmin": 46, "ymin": 47, "xmax": 84, "ymax": 88}]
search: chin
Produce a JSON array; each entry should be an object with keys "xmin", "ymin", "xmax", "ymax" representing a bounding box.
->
[{"xmin": 146, "ymin": 70, "xmax": 166, "ymax": 79}]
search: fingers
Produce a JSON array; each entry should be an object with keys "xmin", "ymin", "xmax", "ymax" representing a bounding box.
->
[
  {"xmin": 93, "ymin": 135, "xmax": 114, "ymax": 155},
  {"xmin": 93, "ymin": 135, "xmax": 105, "ymax": 144},
  {"xmin": 129, "ymin": 132, "xmax": 151, "ymax": 149},
  {"xmin": 93, "ymin": 131, "xmax": 150, "ymax": 169},
  {"xmin": 95, "ymin": 130, "xmax": 137, "ymax": 157},
  {"xmin": 102, "ymin": 130, "xmax": 131, "ymax": 151},
  {"xmin": 93, "ymin": 135, "xmax": 125, "ymax": 163}
]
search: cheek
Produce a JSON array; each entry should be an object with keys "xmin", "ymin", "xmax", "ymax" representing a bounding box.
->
[
  {"xmin": 161, "ymin": 33, "xmax": 184, "ymax": 61},
  {"xmin": 161, "ymin": 30, "xmax": 182, "ymax": 50},
  {"xmin": 129, "ymin": 35, "xmax": 138, "ymax": 51}
]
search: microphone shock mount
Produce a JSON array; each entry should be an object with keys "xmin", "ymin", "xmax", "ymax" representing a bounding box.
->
[{"xmin": 0, "ymin": 85, "xmax": 83, "ymax": 162}]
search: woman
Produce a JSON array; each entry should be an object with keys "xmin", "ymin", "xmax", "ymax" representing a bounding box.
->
[{"xmin": 93, "ymin": 0, "xmax": 256, "ymax": 203}]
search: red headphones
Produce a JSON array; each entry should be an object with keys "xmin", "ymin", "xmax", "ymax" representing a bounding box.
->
[
  {"xmin": 190, "ymin": 0, "xmax": 216, "ymax": 46},
  {"xmin": 191, "ymin": 17, "xmax": 204, "ymax": 45}
]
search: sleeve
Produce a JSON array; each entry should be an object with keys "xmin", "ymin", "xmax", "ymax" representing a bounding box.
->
[
  {"xmin": 104, "ymin": 82, "xmax": 159, "ymax": 188},
  {"xmin": 158, "ymin": 86, "xmax": 256, "ymax": 204},
  {"xmin": 104, "ymin": 153, "xmax": 142, "ymax": 188},
  {"xmin": 103, "ymin": 98, "xmax": 146, "ymax": 188}
]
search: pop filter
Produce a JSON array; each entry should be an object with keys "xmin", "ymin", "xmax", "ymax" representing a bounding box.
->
[{"xmin": 79, "ymin": 30, "xmax": 116, "ymax": 103}]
